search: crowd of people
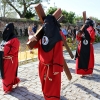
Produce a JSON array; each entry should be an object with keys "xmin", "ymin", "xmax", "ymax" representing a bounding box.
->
[
  {"xmin": 61, "ymin": 25, "xmax": 79, "ymax": 45},
  {"xmin": 0, "ymin": 16, "xmax": 98, "ymax": 100}
]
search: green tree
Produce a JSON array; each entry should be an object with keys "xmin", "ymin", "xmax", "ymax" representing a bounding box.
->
[
  {"xmin": 91, "ymin": 17, "xmax": 100, "ymax": 23},
  {"xmin": 1, "ymin": 0, "xmax": 49, "ymax": 18},
  {"xmin": 46, "ymin": 7, "xmax": 57, "ymax": 15},
  {"xmin": 67, "ymin": 11, "xmax": 75, "ymax": 24},
  {"xmin": 46, "ymin": 7, "xmax": 75, "ymax": 24},
  {"xmin": 62, "ymin": 10, "xmax": 68, "ymax": 23},
  {"xmin": 75, "ymin": 16, "xmax": 83, "ymax": 21},
  {"xmin": 25, "ymin": 8, "xmax": 35, "ymax": 19}
]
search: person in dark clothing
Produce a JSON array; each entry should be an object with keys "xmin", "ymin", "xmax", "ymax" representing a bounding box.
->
[{"xmin": 32, "ymin": 23, "xmax": 37, "ymax": 33}]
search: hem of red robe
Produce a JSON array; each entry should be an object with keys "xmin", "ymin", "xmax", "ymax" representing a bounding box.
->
[
  {"xmin": 44, "ymin": 94, "xmax": 60, "ymax": 100},
  {"xmin": 75, "ymin": 69, "xmax": 93, "ymax": 75},
  {"xmin": 2, "ymin": 77, "xmax": 20, "ymax": 93}
]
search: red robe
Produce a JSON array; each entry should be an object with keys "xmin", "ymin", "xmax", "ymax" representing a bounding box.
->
[
  {"xmin": 75, "ymin": 26, "xmax": 95, "ymax": 75},
  {"xmin": 2, "ymin": 38, "xmax": 20, "ymax": 93},
  {"xmin": 34, "ymin": 31, "xmax": 64, "ymax": 100}
]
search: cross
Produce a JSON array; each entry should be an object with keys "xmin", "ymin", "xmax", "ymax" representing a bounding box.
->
[
  {"xmin": 78, "ymin": 11, "xmax": 87, "ymax": 33},
  {"xmin": 83, "ymin": 11, "xmax": 86, "ymax": 23},
  {"xmin": 27, "ymin": 3, "xmax": 72, "ymax": 80}
]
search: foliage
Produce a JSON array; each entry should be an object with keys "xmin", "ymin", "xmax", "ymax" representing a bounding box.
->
[
  {"xmin": 67, "ymin": 11, "xmax": 75, "ymax": 24},
  {"xmin": 46, "ymin": 7, "xmax": 57, "ymax": 15},
  {"xmin": 95, "ymin": 35, "xmax": 100, "ymax": 42},
  {"xmin": 74, "ymin": 15, "xmax": 83, "ymax": 22},
  {"xmin": 46, "ymin": 7, "xmax": 75, "ymax": 24},
  {"xmin": 61, "ymin": 10, "xmax": 68, "ymax": 23},
  {"xmin": 67, "ymin": 38, "xmax": 72, "ymax": 43},
  {"xmin": 25, "ymin": 9, "xmax": 35, "ymax": 19},
  {"xmin": 1, "ymin": 0, "xmax": 100, "ymax": 23},
  {"xmin": 91, "ymin": 17, "xmax": 100, "ymax": 23},
  {"xmin": 1, "ymin": 0, "xmax": 49, "ymax": 18}
]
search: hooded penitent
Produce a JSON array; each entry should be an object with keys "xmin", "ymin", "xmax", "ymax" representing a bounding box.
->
[
  {"xmin": 2, "ymin": 23, "xmax": 16, "ymax": 42},
  {"xmin": 78, "ymin": 18, "xmax": 94, "ymax": 69},
  {"xmin": 84, "ymin": 18, "xmax": 94, "ymax": 28},
  {"xmin": 41, "ymin": 14, "xmax": 62, "ymax": 52},
  {"xmin": 0, "ymin": 23, "xmax": 16, "ymax": 78}
]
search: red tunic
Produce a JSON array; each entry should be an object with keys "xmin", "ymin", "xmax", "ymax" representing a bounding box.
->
[
  {"xmin": 34, "ymin": 32, "xmax": 64, "ymax": 100},
  {"xmin": 2, "ymin": 38, "xmax": 20, "ymax": 93},
  {"xmin": 75, "ymin": 26, "xmax": 95, "ymax": 75}
]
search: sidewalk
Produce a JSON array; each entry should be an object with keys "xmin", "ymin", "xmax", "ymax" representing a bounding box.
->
[{"xmin": 0, "ymin": 43, "xmax": 100, "ymax": 100}]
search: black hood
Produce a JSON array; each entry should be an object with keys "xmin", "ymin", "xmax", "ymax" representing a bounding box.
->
[
  {"xmin": 2, "ymin": 23, "xmax": 16, "ymax": 41},
  {"xmin": 85, "ymin": 18, "xmax": 94, "ymax": 28},
  {"xmin": 41, "ymin": 14, "xmax": 62, "ymax": 52}
]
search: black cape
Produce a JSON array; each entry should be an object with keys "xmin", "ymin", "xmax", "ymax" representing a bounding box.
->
[{"xmin": 75, "ymin": 28, "xmax": 91, "ymax": 70}]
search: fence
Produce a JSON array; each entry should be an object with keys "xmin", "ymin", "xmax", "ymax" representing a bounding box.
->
[{"xmin": 18, "ymin": 45, "xmax": 38, "ymax": 66}]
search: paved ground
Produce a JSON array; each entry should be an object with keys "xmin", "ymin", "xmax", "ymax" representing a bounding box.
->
[{"xmin": 0, "ymin": 43, "xmax": 100, "ymax": 100}]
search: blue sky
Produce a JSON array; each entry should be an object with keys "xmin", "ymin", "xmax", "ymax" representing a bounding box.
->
[{"xmin": 43, "ymin": 0, "xmax": 100, "ymax": 19}]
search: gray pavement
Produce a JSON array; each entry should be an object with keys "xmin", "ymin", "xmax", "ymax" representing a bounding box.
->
[{"xmin": 0, "ymin": 43, "xmax": 100, "ymax": 100}]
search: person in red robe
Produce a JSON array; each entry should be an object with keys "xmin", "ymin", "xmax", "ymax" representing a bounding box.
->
[
  {"xmin": 29, "ymin": 15, "xmax": 64, "ymax": 100},
  {"xmin": 75, "ymin": 18, "xmax": 95, "ymax": 77},
  {"xmin": 0, "ymin": 23, "xmax": 20, "ymax": 94}
]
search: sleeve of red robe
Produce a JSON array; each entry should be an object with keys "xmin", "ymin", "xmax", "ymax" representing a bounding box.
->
[
  {"xmin": 87, "ymin": 26, "xmax": 95, "ymax": 42},
  {"xmin": 76, "ymin": 34, "xmax": 82, "ymax": 41},
  {"xmin": 4, "ymin": 38, "xmax": 20, "ymax": 55}
]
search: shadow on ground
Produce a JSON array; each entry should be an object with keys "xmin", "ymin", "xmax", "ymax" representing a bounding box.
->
[
  {"xmin": 74, "ymin": 83, "xmax": 100, "ymax": 99},
  {"xmin": 80, "ymin": 73, "xmax": 100, "ymax": 82},
  {"xmin": 10, "ymin": 86, "xmax": 43, "ymax": 100}
]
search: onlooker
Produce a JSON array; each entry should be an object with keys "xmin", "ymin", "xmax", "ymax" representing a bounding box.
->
[
  {"xmin": 72, "ymin": 26, "xmax": 76, "ymax": 44},
  {"xmin": 28, "ymin": 26, "xmax": 34, "ymax": 54},
  {"xmin": 61, "ymin": 25, "xmax": 68, "ymax": 38},
  {"xmin": 96, "ymin": 23, "xmax": 100, "ymax": 35},
  {"xmin": 67, "ymin": 27, "xmax": 73, "ymax": 38},
  {"xmin": 28, "ymin": 26, "xmax": 34, "ymax": 36},
  {"xmin": 32, "ymin": 23, "xmax": 37, "ymax": 33}
]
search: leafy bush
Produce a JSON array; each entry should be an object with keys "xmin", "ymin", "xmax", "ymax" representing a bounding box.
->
[
  {"xmin": 25, "ymin": 9, "xmax": 35, "ymax": 19},
  {"xmin": 67, "ymin": 38, "xmax": 72, "ymax": 43},
  {"xmin": 95, "ymin": 35, "xmax": 100, "ymax": 42}
]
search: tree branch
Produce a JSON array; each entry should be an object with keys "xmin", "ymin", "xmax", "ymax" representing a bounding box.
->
[
  {"xmin": 26, "ymin": 0, "xmax": 40, "ymax": 8},
  {"xmin": 6, "ymin": 1, "xmax": 22, "ymax": 16}
]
